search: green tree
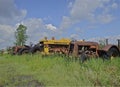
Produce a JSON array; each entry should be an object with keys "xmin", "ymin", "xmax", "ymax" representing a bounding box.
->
[{"xmin": 15, "ymin": 24, "xmax": 28, "ymax": 46}]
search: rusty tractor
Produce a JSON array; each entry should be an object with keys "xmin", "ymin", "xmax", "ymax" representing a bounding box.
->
[
  {"xmin": 67, "ymin": 39, "xmax": 120, "ymax": 62},
  {"xmin": 12, "ymin": 46, "xmax": 24, "ymax": 55},
  {"xmin": 12, "ymin": 45, "xmax": 32, "ymax": 55},
  {"xmin": 14, "ymin": 37, "xmax": 120, "ymax": 62},
  {"xmin": 17, "ymin": 37, "xmax": 71, "ymax": 55},
  {"xmin": 30, "ymin": 37, "xmax": 71, "ymax": 55}
]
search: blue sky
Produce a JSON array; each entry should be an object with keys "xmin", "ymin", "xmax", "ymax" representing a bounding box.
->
[
  {"xmin": 15, "ymin": 0, "xmax": 69, "ymax": 25},
  {"xmin": 0, "ymin": 0, "xmax": 120, "ymax": 49}
]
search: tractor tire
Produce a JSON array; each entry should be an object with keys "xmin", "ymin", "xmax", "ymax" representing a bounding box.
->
[
  {"xmin": 107, "ymin": 47, "xmax": 120, "ymax": 58},
  {"xmin": 30, "ymin": 46, "xmax": 41, "ymax": 54},
  {"xmin": 102, "ymin": 53, "xmax": 110, "ymax": 61},
  {"xmin": 18, "ymin": 48, "xmax": 29, "ymax": 55}
]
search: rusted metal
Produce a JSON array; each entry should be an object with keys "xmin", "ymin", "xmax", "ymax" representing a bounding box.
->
[
  {"xmin": 39, "ymin": 38, "xmax": 71, "ymax": 54},
  {"xmin": 70, "ymin": 41, "xmax": 99, "ymax": 46},
  {"xmin": 68, "ymin": 40, "xmax": 120, "ymax": 58},
  {"xmin": 68, "ymin": 41, "xmax": 99, "ymax": 57},
  {"xmin": 102, "ymin": 44, "xmax": 118, "ymax": 52},
  {"xmin": 12, "ymin": 46, "xmax": 24, "ymax": 54}
]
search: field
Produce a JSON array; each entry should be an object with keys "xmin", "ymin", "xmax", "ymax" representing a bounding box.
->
[{"xmin": 0, "ymin": 54, "xmax": 120, "ymax": 87}]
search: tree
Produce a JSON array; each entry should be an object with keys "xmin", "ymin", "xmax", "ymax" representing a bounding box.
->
[{"xmin": 15, "ymin": 24, "xmax": 28, "ymax": 46}]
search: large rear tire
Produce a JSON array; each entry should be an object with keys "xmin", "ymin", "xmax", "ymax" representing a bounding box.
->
[
  {"xmin": 107, "ymin": 47, "xmax": 120, "ymax": 58},
  {"xmin": 18, "ymin": 48, "xmax": 29, "ymax": 55},
  {"xmin": 30, "ymin": 45, "xmax": 42, "ymax": 54}
]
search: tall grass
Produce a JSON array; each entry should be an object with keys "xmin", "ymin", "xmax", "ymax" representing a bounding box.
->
[{"xmin": 0, "ymin": 54, "xmax": 120, "ymax": 86}]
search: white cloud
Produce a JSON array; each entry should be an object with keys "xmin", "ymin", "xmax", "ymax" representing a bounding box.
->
[
  {"xmin": 97, "ymin": 14, "xmax": 114, "ymax": 23},
  {"xmin": 19, "ymin": 18, "xmax": 59, "ymax": 44},
  {"xmin": 0, "ymin": 0, "xmax": 27, "ymax": 49},
  {"xmin": 111, "ymin": 3, "xmax": 118, "ymax": 9},
  {"xmin": 60, "ymin": 0, "xmax": 117, "ymax": 30},
  {"xmin": 68, "ymin": 1, "xmax": 73, "ymax": 8},
  {"xmin": 0, "ymin": 0, "xmax": 27, "ymax": 24},
  {"xmin": 0, "ymin": 24, "xmax": 15, "ymax": 49},
  {"xmin": 19, "ymin": 18, "xmax": 46, "ymax": 43},
  {"xmin": 70, "ymin": 34, "xmax": 79, "ymax": 40},
  {"xmin": 0, "ymin": 17, "xmax": 59, "ymax": 49},
  {"xmin": 0, "ymin": 25, "xmax": 14, "ymax": 35},
  {"xmin": 70, "ymin": 0, "xmax": 99, "ymax": 19},
  {"xmin": 0, "ymin": 0, "xmax": 119, "ymax": 49},
  {"xmin": 0, "ymin": 39, "xmax": 4, "ymax": 43},
  {"xmin": 60, "ymin": 16, "xmax": 73, "ymax": 29},
  {"xmin": 46, "ymin": 24, "xmax": 57, "ymax": 31},
  {"xmin": 21, "ymin": 18, "xmax": 44, "ymax": 30}
]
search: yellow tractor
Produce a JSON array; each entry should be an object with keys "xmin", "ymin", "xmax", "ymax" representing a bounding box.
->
[{"xmin": 30, "ymin": 37, "xmax": 71, "ymax": 55}]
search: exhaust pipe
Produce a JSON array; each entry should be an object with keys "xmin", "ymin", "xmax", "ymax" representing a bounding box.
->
[
  {"xmin": 117, "ymin": 39, "xmax": 120, "ymax": 48},
  {"xmin": 105, "ymin": 39, "xmax": 108, "ymax": 45}
]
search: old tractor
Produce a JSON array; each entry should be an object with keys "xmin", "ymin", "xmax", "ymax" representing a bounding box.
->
[
  {"xmin": 68, "ymin": 41, "xmax": 99, "ymax": 58},
  {"xmin": 15, "ymin": 37, "xmax": 120, "ymax": 62},
  {"xmin": 11, "ymin": 45, "xmax": 32, "ymax": 55},
  {"xmin": 67, "ymin": 39, "xmax": 120, "ymax": 62},
  {"xmin": 12, "ymin": 46, "xmax": 24, "ymax": 55},
  {"xmin": 30, "ymin": 37, "xmax": 71, "ymax": 55},
  {"xmin": 17, "ymin": 37, "xmax": 71, "ymax": 55}
]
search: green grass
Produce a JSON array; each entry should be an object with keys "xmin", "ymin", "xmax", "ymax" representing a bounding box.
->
[{"xmin": 0, "ymin": 54, "xmax": 120, "ymax": 87}]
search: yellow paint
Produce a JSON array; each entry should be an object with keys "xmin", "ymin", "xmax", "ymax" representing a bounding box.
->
[
  {"xmin": 40, "ymin": 38, "xmax": 71, "ymax": 54},
  {"xmin": 44, "ymin": 47, "xmax": 49, "ymax": 54}
]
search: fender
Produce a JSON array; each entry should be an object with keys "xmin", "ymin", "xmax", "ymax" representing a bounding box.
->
[
  {"xmin": 102, "ymin": 44, "xmax": 119, "ymax": 52},
  {"xmin": 102, "ymin": 44, "xmax": 120, "ymax": 57}
]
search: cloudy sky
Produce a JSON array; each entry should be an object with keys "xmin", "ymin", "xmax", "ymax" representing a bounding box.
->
[{"xmin": 0, "ymin": 0, "xmax": 120, "ymax": 49}]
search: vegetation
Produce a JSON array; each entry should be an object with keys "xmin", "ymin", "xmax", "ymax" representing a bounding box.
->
[
  {"xmin": 14, "ymin": 24, "xmax": 28, "ymax": 46},
  {"xmin": 0, "ymin": 54, "xmax": 120, "ymax": 87}
]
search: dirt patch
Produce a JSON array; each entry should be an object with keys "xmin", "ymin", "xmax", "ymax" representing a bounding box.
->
[{"xmin": 4, "ymin": 75, "xmax": 44, "ymax": 87}]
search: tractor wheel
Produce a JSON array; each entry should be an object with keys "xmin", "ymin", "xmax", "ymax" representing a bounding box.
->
[
  {"xmin": 107, "ymin": 47, "xmax": 119, "ymax": 59},
  {"xmin": 101, "ymin": 52, "xmax": 110, "ymax": 61},
  {"xmin": 30, "ymin": 46, "xmax": 41, "ymax": 54},
  {"xmin": 18, "ymin": 48, "xmax": 29, "ymax": 55}
]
